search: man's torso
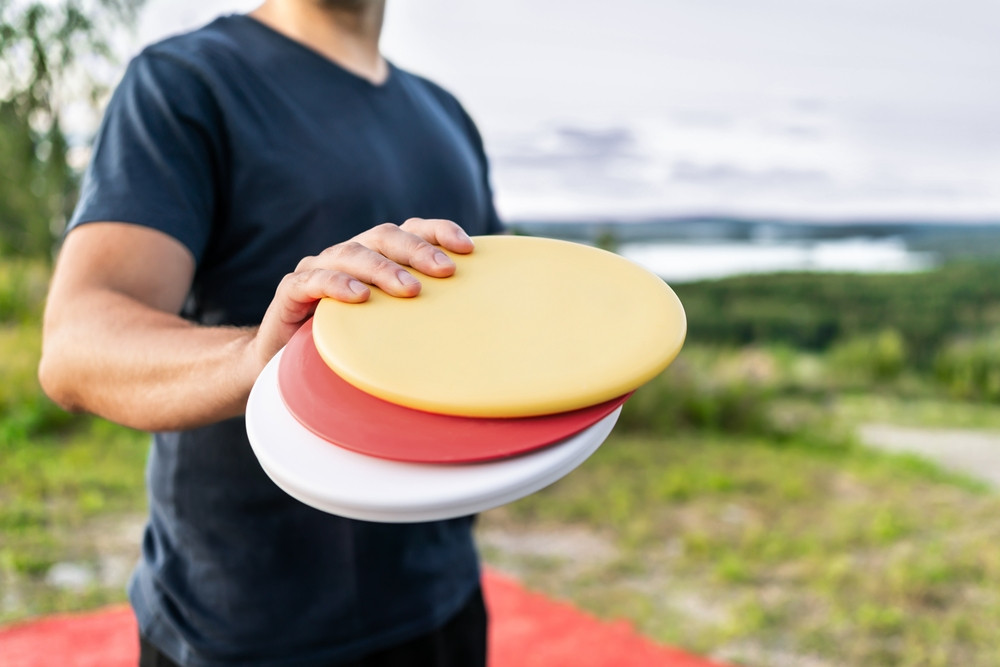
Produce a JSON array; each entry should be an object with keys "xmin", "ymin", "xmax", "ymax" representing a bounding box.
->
[{"xmin": 71, "ymin": 14, "xmax": 501, "ymax": 666}]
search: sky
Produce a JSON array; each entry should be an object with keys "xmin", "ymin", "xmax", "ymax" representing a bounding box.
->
[{"xmin": 114, "ymin": 0, "xmax": 1000, "ymax": 222}]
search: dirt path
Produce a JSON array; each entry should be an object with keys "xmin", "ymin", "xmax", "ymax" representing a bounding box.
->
[{"xmin": 859, "ymin": 423, "xmax": 1000, "ymax": 488}]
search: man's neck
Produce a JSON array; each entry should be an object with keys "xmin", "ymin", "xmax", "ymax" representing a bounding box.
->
[{"xmin": 250, "ymin": 0, "xmax": 388, "ymax": 84}]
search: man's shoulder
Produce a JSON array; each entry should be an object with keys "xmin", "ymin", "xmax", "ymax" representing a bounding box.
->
[
  {"xmin": 394, "ymin": 67, "xmax": 469, "ymax": 121},
  {"xmin": 398, "ymin": 68, "xmax": 451, "ymax": 98},
  {"xmin": 136, "ymin": 15, "xmax": 249, "ymax": 78}
]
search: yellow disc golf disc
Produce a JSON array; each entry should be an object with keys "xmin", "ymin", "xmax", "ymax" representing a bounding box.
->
[{"xmin": 312, "ymin": 235, "xmax": 686, "ymax": 417}]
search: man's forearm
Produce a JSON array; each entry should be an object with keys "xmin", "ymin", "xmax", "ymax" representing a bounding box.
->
[
  {"xmin": 40, "ymin": 218, "xmax": 474, "ymax": 433},
  {"xmin": 40, "ymin": 288, "xmax": 260, "ymax": 431}
]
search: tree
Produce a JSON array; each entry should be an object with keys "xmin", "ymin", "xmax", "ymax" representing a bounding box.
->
[{"xmin": 0, "ymin": 0, "xmax": 146, "ymax": 259}]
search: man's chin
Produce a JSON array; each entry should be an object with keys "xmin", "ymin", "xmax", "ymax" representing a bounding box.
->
[{"xmin": 315, "ymin": 0, "xmax": 378, "ymax": 10}]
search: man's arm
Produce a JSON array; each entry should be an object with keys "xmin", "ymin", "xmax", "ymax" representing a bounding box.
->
[{"xmin": 39, "ymin": 218, "xmax": 474, "ymax": 432}]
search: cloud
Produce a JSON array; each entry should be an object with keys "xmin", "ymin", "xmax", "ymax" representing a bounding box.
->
[
  {"xmin": 671, "ymin": 162, "xmax": 830, "ymax": 187},
  {"xmin": 493, "ymin": 125, "xmax": 639, "ymax": 169},
  {"xmin": 134, "ymin": 0, "xmax": 1000, "ymax": 221},
  {"xmin": 488, "ymin": 109, "xmax": 1000, "ymax": 221}
]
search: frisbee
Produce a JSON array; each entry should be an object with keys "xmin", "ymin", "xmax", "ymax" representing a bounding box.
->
[
  {"xmin": 278, "ymin": 318, "xmax": 630, "ymax": 463},
  {"xmin": 313, "ymin": 235, "xmax": 686, "ymax": 417},
  {"xmin": 248, "ymin": 349, "xmax": 621, "ymax": 523}
]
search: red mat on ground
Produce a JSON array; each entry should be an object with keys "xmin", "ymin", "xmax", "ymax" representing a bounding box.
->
[{"xmin": 0, "ymin": 569, "xmax": 728, "ymax": 667}]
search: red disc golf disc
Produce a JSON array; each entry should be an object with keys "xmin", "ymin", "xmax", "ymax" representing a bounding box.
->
[{"xmin": 276, "ymin": 319, "xmax": 629, "ymax": 463}]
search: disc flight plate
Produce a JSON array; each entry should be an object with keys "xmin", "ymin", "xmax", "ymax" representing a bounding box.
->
[{"xmin": 312, "ymin": 235, "xmax": 686, "ymax": 418}]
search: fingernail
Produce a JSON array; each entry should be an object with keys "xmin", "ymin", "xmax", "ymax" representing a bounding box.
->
[
  {"xmin": 397, "ymin": 270, "xmax": 419, "ymax": 286},
  {"xmin": 348, "ymin": 279, "xmax": 368, "ymax": 295},
  {"xmin": 433, "ymin": 250, "xmax": 454, "ymax": 267}
]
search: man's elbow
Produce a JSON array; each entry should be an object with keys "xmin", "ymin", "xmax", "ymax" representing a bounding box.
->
[{"xmin": 37, "ymin": 344, "xmax": 85, "ymax": 414}]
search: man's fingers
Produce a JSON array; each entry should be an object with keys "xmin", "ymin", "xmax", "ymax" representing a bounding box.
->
[
  {"xmin": 359, "ymin": 223, "xmax": 451, "ymax": 276},
  {"xmin": 277, "ymin": 269, "xmax": 371, "ymax": 314},
  {"xmin": 252, "ymin": 269, "xmax": 372, "ymax": 370},
  {"xmin": 352, "ymin": 220, "xmax": 472, "ymax": 279},
  {"xmin": 253, "ymin": 219, "xmax": 474, "ymax": 368},
  {"xmin": 291, "ymin": 219, "xmax": 474, "ymax": 303},
  {"xmin": 299, "ymin": 242, "xmax": 424, "ymax": 297},
  {"xmin": 399, "ymin": 218, "xmax": 475, "ymax": 254}
]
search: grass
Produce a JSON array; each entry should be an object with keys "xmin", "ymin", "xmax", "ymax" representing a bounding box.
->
[
  {"xmin": 0, "ymin": 419, "xmax": 148, "ymax": 623},
  {"xmin": 0, "ymin": 261, "xmax": 149, "ymax": 621},
  {"xmin": 0, "ymin": 346, "xmax": 148, "ymax": 622},
  {"xmin": 835, "ymin": 393, "xmax": 1000, "ymax": 430},
  {"xmin": 480, "ymin": 430, "xmax": 1000, "ymax": 666}
]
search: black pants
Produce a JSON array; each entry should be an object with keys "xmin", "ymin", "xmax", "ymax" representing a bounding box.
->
[{"xmin": 139, "ymin": 588, "xmax": 488, "ymax": 667}]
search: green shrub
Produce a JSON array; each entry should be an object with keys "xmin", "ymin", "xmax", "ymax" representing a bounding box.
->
[
  {"xmin": 827, "ymin": 329, "xmax": 908, "ymax": 384},
  {"xmin": 618, "ymin": 357, "xmax": 777, "ymax": 436},
  {"xmin": 0, "ymin": 259, "xmax": 80, "ymax": 446},
  {"xmin": 0, "ymin": 324, "xmax": 78, "ymax": 447},
  {"xmin": 674, "ymin": 260, "xmax": 1000, "ymax": 365},
  {"xmin": 0, "ymin": 259, "xmax": 49, "ymax": 324},
  {"xmin": 934, "ymin": 334, "xmax": 1000, "ymax": 402}
]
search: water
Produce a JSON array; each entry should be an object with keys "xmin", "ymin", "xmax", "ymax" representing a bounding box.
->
[{"xmin": 617, "ymin": 236, "xmax": 936, "ymax": 283}]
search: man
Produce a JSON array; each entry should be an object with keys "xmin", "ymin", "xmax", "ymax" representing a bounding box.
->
[{"xmin": 39, "ymin": 1, "xmax": 503, "ymax": 664}]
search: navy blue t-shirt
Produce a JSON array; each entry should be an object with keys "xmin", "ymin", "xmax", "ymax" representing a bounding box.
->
[{"xmin": 69, "ymin": 14, "xmax": 502, "ymax": 667}]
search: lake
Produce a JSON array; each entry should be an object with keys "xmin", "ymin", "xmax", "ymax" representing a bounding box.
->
[{"xmin": 616, "ymin": 237, "xmax": 937, "ymax": 283}]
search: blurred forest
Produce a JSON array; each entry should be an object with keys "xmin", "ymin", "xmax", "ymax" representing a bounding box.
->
[{"xmin": 0, "ymin": 0, "xmax": 145, "ymax": 258}]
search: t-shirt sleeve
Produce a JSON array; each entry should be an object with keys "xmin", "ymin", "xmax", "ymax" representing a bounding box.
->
[
  {"xmin": 68, "ymin": 51, "xmax": 225, "ymax": 263},
  {"xmin": 453, "ymin": 103, "xmax": 506, "ymax": 235}
]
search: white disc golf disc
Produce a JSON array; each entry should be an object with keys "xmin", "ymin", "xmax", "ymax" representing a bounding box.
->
[{"xmin": 246, "ymin": 349, "xmax": 621, "ymax": 523}]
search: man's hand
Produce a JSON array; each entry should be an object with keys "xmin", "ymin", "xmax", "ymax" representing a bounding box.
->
[
  {"xmin": 39, "ymin": 217, "xmax": 474, "ymax": 431},
  {"xmin": 251, "ymin": 217, "xmax": 475, "ymax": 374}
]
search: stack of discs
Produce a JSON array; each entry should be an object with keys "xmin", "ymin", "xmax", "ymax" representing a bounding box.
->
[{"xmin": 246, "ymin": 236, "xmax": 686, "ymax": 523}]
